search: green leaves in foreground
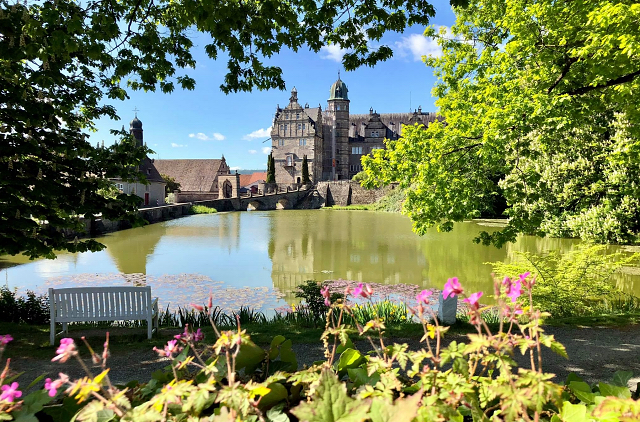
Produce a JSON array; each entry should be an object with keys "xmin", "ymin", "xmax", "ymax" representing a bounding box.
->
[{"xmin": 292, "ymin": 369, "xmax": 370, "ymax": 422}]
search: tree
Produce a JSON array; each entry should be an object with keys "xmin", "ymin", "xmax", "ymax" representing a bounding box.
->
[
  {"xmin": 266, "ymin": 153, "xmax": 276, "ymax": 184},
  {"xmin": 161, "ymin": 174, "xmax": 181, "ymax": 195},
  {"xmin": 362, "ymin": 0, "xmax": 640, "ymax": 247},
  {"xmin": 1, "ymin": 0, "xmax": 448, "ymax": 258},
  {"xmin": 301, "ymin": 155, "xmax": 310, "ymax": 185}
]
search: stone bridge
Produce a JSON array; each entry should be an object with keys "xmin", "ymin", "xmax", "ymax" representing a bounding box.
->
[{"xmin": 188, "ymin": 186, "xmax": 316, "ymax": 212}]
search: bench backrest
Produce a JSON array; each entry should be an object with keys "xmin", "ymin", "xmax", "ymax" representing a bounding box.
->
[{"xmin": 49, "ymin": 286, "xmax": 153, "ymax": 322}]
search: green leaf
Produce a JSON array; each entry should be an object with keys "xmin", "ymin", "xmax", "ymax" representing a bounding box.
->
[
  {"xmin": 568, "ymin": 381, "xmax": 596, "ymax": 404},
  {"xmin": 559, "ymin": 402, "xmax": 587, "ymax": 422},
  {"xmin": 42, "ymin": 397, "xmax": 84, "ymax": 422},
  {"xmin": 598, "ymin": 382, "xmax": 631, "ymax": 399},
  {"xmin": 12, "ymin": 390, "xmax": 52, "ymax": 422},
  {"xmin": 369, "ymin": 392, "xmax": 422, "ymax": 422},
  {"xmin": 291, "ymin": 369, "xmax": 370, "ymax": 422},
  {"xmin": 611, "ymin": 371, "xmax": 633, "ymax": 387},
  {"xmin": 259, "ymin": 382, "xmax": 289, "ymax": 411},
  {"xmin": 236, "ymin": 341, "xmax": 267, "ymax": 374},
  {"xmin": 266, "ymin": 404, "xmax": 290, "ymax": 422},
  {"xmin": 337, "ymin": 348, "xmax": 364, "ymax": 372}
]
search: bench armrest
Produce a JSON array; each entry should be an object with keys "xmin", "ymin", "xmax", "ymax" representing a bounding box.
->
[{"xmin": 151, "ymin": 297, "xmax": 159, "ymax": 316}]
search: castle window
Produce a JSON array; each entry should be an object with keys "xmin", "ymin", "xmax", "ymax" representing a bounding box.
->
[
  {"xmin": 286, "ymin": 156, "xmax": 293, "ymax": 166},
  {"xmin": 336, "ymin": 104, "xmax": 341, "ymax": 111},
  {"xmin": 299, "ymin": 139, "xmax": 307, "ymax": 146},
  {"xmin": 351, "ymin": 146, "xmax": 363, "ymax": 154},
  {"xmin": 302, "ymin": 123, "xmax": 306, "ymax": 130},
  {"xmin": 279, "ymin": 124, "xmax": 283, "ymax": 131},
  {"xmin": 278, "ymin": 139, "xmax": 285, "ymax": 146},
  {"xmin": 371, "ymin": 130, "xmax": 379, "ymax": 137},
  {"xmin": 350, "ymin": 165, "xmax": 362, "ymax": 172},
  {"xmin": 296, "ymin": 113, "xmax": 299, "ymax": 119},
  {"xmin": 297, "ymin": 124, "xmax": 301, "ymax": 130},
  {"xmin": 284, "ymin": 124, "xmax": 288, "ymax": 131}
]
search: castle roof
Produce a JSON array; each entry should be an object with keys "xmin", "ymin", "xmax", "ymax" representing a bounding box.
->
[
  {"xmin": 139, "ymin": 157, "xmax": 165, "ymax": 183},
  {"xmin": 130, "ymin": 116, "xmax": 142, "ymax": 129},
  {"xmin": 328, "ymin": 78, "xmax": 349, "ymax": 101},
  {"xmin": 239, "ymin": 172, "xmax": 268, "ymax": 187},
  {"xmin": 154, "ymin": 159, "xmax": 227, "ymax": 192}
]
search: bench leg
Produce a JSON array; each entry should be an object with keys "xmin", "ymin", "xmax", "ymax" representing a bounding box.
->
[
  {"xmin": 62, "ymin": 322, "xmax": 68, "ymax": 335},
  {"xmin": 50, "ymin": 321, "xmax": 55, "ymax": 346},
  {"xmin": 147, "ymin": 318, "xmax": 152, "ymax": 339}
]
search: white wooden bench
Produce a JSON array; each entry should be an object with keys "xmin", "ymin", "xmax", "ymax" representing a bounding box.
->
[{"xmin": 49, "ymin": 286, "xmax": 159, "ymax": 345}]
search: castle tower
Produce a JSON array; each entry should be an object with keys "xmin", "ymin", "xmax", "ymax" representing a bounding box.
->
[
  {"xmin": 129, "ymin": 115, "xmax": 143, "ymax": 147},
  {"xmin": 326, "ymin": 74, "xmax": 350, "ymax": 180}
]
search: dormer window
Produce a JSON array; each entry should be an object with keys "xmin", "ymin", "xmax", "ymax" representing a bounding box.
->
[{"xmin": 146, "ymin": 168, "xmax": 151, "ymax": 175}]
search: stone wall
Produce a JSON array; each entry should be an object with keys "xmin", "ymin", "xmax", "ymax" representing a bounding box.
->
[
  {"xmin": 175, "ymin": 191, "xmax": 219, "ymax": 202},
  {"xmin": 316, "ymin": 181, "xmax": 392, "ymax": 206}
]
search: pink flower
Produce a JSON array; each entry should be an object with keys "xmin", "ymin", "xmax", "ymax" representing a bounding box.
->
[
  {"xmin": 463, "ymin": 291, "xmax": 483, "ymax": 310},
  {"xmin": 352, "ymin": 283, "xmax": 372, "ymax": 299},
  {"xmin": 191, "ymin": 304, "xmax": 204, "ymax": 312},
  {"xmin": 442, "ymin": 277, "xmax": 463, "ymax": 299},
  {"xmin": 506, "ymin": 279, "xmax": 523, "ymax": 303},
  {"xmin": 416, "ymin": 290, "xmax": 433, "ymax": 304},
  {"xmin": 320, "ymin": 286, "xmax": 331, "ymax": 306},
  {"xmin": 502, "ymin": 276, "xmax": 511, "ymax": 287},
  {"xmin": 52, "ymin": 338, "xmax": 77, "ymax": 363},
  {"xmin": 193, "ymin": 328, "xmax": 204, "ymax": 342},
  {"xmin": 0, "ymin": 382, "xmax": 22, "ymax": 403},
  {"xmin": 44, "ymin": 373, "xmax": 69, "ymax": 398},
  {"xmin": 153, "ymin": 339, "xmax": 182, "ymax": 358},
  {"xmin": 0, "ymin": 335, "xmax": 13, "ymax": 345}
]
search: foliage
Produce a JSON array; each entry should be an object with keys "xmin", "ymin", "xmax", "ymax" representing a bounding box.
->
[
  {"xmin": 266, "ymin": 152, "xmax": 276, "ymax": 184},
  {"xmin": 161, "ymin": 174, "xmax": 181, "ymax": 195},
  {"xmin": 0, "ymin": 287, "xmax": 49, "ymax": 324},
  {"xmin": 491, "ymin": 244, "xmax": 639, "ymax": 318},
  {"xmin": 188, "ymin": 205, "xmax": 218, "ymax": 215},
  {"xmin": 1, "ymin": 0, "xmax": 444, "ymax": 259},
  {"xmin": 294, "ymin": 280, "xmax": 343, "ymax": 323},
  {"xmin": 2, "ymin": 275, "xmax": 640, "ymax": 421},
  {"xmin": 301, "ymin": 155, "xmax": 310, "ymax": 185},
  {"xmin": 352, "ymin": 171, "xmax": 368, "ymax": 183},
  {"xmin": 342, "ymin": 300, "xmax": 411, "ymax": 326},
  {"xmin": 325, "ymin": 205, "xmax": 372, "ymax": 210},
  {"xmin": 165, "ymin": 193, "xmax": 177, "ymax": 204},
  {"xmin": 370, "ymin": 187, "xmax": 406, "ymax": 213},
  {"xmin": 361, "ymin": 0, "xmax": 640, "ymax": 247}
]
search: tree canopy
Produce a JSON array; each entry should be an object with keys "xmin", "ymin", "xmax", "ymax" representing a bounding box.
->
[
  {"xmin": 1, "ymin": 0, "xmax": 447, "ymax": 258},
  {"xmin": 362, "ymin": 0, "xmax": 640, "ymax": 246}
]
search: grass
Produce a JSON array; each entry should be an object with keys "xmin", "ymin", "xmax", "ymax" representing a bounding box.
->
[
  {"xmin": 188, "ymin": 205, "xmax": 218, "ymax": 214},
  {"xmin": 324, "ymin": 205, "xmax": 371, "ymax": 210}
]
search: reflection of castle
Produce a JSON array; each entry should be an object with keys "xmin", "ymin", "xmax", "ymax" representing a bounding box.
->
[{"xmin": 268, "ymin": 211, "xmax": 429, "ymax": 303}]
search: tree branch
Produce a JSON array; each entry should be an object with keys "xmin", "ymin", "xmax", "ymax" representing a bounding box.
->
[
  {"xmin": 563, "ymin": 69, "xmax": 640, "ymax": 96},
  {"xmin": 442, "ymin": 141, "xmax": 483, "ymax": 157},
  {"xmin": 547, "ymin": 56, "xmax": 578, "ymax": 94}
]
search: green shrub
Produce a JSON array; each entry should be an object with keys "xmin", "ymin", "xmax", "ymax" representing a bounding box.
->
[
  {"xmin": 2, "ymin": 275, "xmax": 639, "ymax": 421},
  {"xmin": 188, "ymin": 205, "xmax": 218, "ymax": 214},
  {"xmin": 491, "ymin": 244, "xmax": 639, "ymax": 318},
  {"xmin": 371, "ymin": 187, "xmax": 406, "ymax": 212},
  {"xmin": 0, "ymin": 287, "xmax": 49, "ymax": 324}
]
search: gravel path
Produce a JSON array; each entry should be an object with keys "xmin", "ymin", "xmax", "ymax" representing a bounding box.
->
[{"xmin": 8, "ymin": 325, "xmax": 640, "ymax": 391}]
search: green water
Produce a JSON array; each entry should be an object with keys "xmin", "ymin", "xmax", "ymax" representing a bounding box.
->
[{"xmin": 1, "ymin": 210, "xmax": 638, "ymax": 310}]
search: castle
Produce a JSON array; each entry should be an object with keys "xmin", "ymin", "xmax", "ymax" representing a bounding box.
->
[{"xmin": 270, "ymin": 75, "xmax": 438, "ymax": 183}]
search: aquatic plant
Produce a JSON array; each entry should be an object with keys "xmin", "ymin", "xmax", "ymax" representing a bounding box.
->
[{"xmin": 187, "ymin": 205, "xmax": 218, "ymax": 214}]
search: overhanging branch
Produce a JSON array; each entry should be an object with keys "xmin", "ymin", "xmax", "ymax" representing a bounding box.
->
[{"xmin": 563, "ymin": 69, "xmax": 640, "ymax": 96}]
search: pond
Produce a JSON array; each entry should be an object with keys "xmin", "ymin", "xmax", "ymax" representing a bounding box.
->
[{"xmin": 1, "ymin": 210, "xmax": 638, "ymax": 312}]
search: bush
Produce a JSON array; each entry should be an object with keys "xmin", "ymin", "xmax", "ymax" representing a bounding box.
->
[
  {"xmin": 0, "ymin": 287, "xmax": 49, "ymax": 324},
  {"xmin": 491, "ymin": 244, "xmax": 639, "ymax": 318},
  {"xmin": 2, "ymin": 275, "xmax": 639, "ymax": 421},
  {"xmin": 188, "ymin": 205, "xmax": 218, "ymax": 214}
]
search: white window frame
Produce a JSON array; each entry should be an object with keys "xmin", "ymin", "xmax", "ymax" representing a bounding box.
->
[
  {"xmin": 278, "ymin": 139, "xmax": 285, "ymax": 146},
  {"xmin": 351, "ymin": 146, "xmax": 363, "ymax": 154},
  {"xmin": 299, "ymin": 139, "xmax": 307, "ymax": 146}
]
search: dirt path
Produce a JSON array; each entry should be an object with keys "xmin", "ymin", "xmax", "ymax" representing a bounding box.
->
[{"xmin": 8, "ymin": 324, "xmax": 640, "ymax": 391}]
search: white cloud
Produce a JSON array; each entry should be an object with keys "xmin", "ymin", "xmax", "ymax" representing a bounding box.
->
[
  {"xmin": 262, "ymin": 147, "xmax": 272, "ymax": 155},
  {"xmin": 320, "ymin": 44, "xmax": 348, "ymax": 62},
  {"xmin": 248, "ymin": 149, "xmax": 257, "ymax": 154},
  {"xmin": 171, "ymin": 143, "xmax": 186, "ymax": 148},
  {"xmin": 395, "ymin": 28, "xmax": 449, "ymax": 61},
  {"xmin": 230, "ymin": 166, "xmax": 242, "ymax": 171},
  {"xmin": 188, "ymin": 132, "xmax": 226, "ymax": 141},
  {"xmin": 243, "ymin": 127, "xmax": 272, "ymax": 141}
]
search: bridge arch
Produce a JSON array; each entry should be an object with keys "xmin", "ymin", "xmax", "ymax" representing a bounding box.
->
[
  {"xmin": 276, "ymin": 198, "xmax": 291, "ymax": 210},
  {"xmin": 247, "ymin": 200, "xmax": 263, "ymax": 211}
]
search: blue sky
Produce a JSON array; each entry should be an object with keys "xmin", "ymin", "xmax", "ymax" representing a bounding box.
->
[{"xmin": 89, "ymin": 1, "xmax": 457, "ymax": 171}]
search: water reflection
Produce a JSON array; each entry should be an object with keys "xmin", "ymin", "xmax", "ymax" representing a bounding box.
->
[{"xmin": 0, "ymin": 210, "xmax": 638, "ymax": 310}]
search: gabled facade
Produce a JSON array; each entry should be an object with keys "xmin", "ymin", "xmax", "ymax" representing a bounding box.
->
[{"xmin": 271, "ymin": 76, "xmax": 439, "ymax": 182}]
